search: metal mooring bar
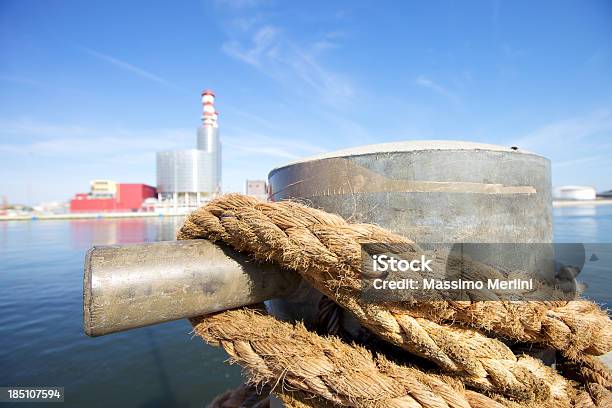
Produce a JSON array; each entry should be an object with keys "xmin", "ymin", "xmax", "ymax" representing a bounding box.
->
[{"xmin": 83, "ymin": 239, "xmax": 300, "ymax": 337}]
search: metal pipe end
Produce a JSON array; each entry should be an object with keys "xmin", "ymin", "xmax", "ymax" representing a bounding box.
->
[
  {"xmin": 83, "ymin": 247, "xmax": 96, "ymax": 337},
  {"xmin": 82, "ymin": 240, "xmax": 301, "ymax": 337}
]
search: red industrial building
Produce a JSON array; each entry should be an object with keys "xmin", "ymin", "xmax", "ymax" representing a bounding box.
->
[{"xmin": 70, "ymin": 183, "xmax": 156, "ymax": 213}]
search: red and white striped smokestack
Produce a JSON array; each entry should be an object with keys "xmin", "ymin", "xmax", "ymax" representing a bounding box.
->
[{"xmin": 201, "ymin": 89, "xmax": 218, "ymax": 128}]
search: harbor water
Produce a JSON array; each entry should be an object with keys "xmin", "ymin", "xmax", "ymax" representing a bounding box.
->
[{"xmin": 0, "ymin": 206, "xmax": 611, "ymax": 407}]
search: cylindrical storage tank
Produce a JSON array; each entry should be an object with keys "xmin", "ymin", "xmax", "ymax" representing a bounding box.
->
[
  {"xmin": 197, "ymin": 126, "xmax": 220, "ymax": 153},
  {"xmin": 553, "ymin": 185, "xmax": 596, "ymax": 201},
  {"xmin": 197, "ymin": 126, "xmax": 222, "ymax": 192},
  {"xmin": 266, "ymin": 140, "xmax": 552, "ymax": 323},
  {"xmin": 156, "ymin": 149, "xmax": 217, "ymax": 194}
]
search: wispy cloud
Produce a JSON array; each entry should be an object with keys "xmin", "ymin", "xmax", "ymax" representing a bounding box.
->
[
  {"xmin": 0, "ymin": 135, "xmax": 181, "ymax": 157},
  {"xmin": 221, "ymin": 125, "xmax": 329, "ymax": 192},
  {"xmin": 0, "ymin": 75, "xmax": 40, "ymax": 86},
  {"xmin": 502, "ymin": 44, "xmax": 527, "ymax": 58},
  {"xmin": 416, "ymin": 75, "xmax": 460, "ymax": 105},
  {"xmin": 0, "ymin": 118, "xmax": 328, "ymax": 199},
  {"xmin": 214, "ymin": 0, "xmax": 267, "ymax": 10},
  {"xmin": 222, "ymin": 25, "xmax": 280, "ymax": 67},
  {"xmin": 311, "ymin": 30, "xmax": 346, "ymax": 53},
  {"xmin": 553, "ymin": 155, "xmax": 606, "ymax": 168},
  {"xmin": 511, "ymin": 109, "xmax": 612, "ymax": 152},
  {"xmin": 506, "ymin": 109, "xmax": 612, "ymax": 188},
  {"xmin": 226, "ymin": 108, "xmax": 279, "ymax": 130},
  {"xmin": 226, "ymin": 144, "xmax": 300, "ymax": 159},
  {"xmin": 220, "ymin": 20, "xmax": 371, "ymax": 145},
  {"xmin": 80, "ymin": 46, "xmax": 180, "ymax": 89},
  {"xmin": 0, "ymin": 119, "xmax": 192, "ymax": 203},
  {"xmin": 0, "ymin": 119, "xmax": 191, "ymax": 157},
  {"xmin": 223, "ymin": 126, "xmax": 326, "ymax": 160},
  {"xmin": 228, "ymin": 15, "xmax": 264, "ymax": 32},
  {"xmin": 219, "ymin": 10, "xmax": 354, "ymax": 109}
]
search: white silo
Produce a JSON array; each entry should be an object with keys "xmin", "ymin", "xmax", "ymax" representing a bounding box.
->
[{"xmin": 553, "ymin": 185, "xmax": 597, "ymax": 200}]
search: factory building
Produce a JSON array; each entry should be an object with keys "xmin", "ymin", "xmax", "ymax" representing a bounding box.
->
[
  {"xmin": 553, "ymin": 185, "xmax": 597, "ymax": 201},
  {"xmin": 70, "ymin": 182, "xmax": 156, "ymax": 213},
  {"xmin": 90, "ymin": 180, "xmax": 117, "ymax": 198},
  {"xmin": 245, "ymin": 179, "xmax": 268, "ymax": 201},
  {"xmin": 156, "ymin": 90, "xmax": 221, "ymax": 210}
]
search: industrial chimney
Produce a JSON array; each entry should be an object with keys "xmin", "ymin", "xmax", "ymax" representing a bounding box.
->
[
  {"xmin": 156, "ymin": 89, "xmax": 222, "ymax": 210},
  {"xmin": 197, "ymin": 89, "xmax": 221, "ymax": 194}
]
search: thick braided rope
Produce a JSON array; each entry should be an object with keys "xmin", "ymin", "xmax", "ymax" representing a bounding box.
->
[
  {"xmin": 192, "ymin": 309, "xmax": 514, "ymax": 408},
  {"xmin": 179, "ymin": 195, "xmax": 576, "ymax": 404},
  {"xmin": 207, "ymin": 384, "xmax": 270, "ymax": 408},
  {"xmin": 277, "ymin": 390, "xmax": 339, "ymax": 408},
  {"xmin": 178, "ymin": 194, "xmax": 611, "ymax": 358},
  {"xmin": 558, "ymin": 353, "xmax": 612, "ymax": 390},
  {"xmin": 409, "ymin": 300, "xmax": 611, "ymax": 359},
  {"xmin": 573, "ymin": 383, "xmax": 612, "ymax": 408}
]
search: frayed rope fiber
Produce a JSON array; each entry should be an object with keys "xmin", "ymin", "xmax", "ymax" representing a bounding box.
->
[
  {"xmin": 178, "ymin": 194, "xmax": 612, "ymax": 407},
  {"xmin": 194, "ymin": 309, "xmax": 513, "ymax": 408}
]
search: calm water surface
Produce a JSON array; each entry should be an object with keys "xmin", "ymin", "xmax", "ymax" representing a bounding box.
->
[
  {"xmin": 553, "ymin": 205, "xmax": 612, "ymax": 308},
  {"xmin": 0, "ymin": 206, "xmax": 610, "ymax": 407},
  {"xmin": 0, "ymin": 217, "xmax": 241, "ymax": 408}
]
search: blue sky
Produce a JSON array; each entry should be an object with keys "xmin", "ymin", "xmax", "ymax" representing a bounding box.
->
[{"xmin": 1, "ymin": 0, "xmax": 611, "ymax": 205}]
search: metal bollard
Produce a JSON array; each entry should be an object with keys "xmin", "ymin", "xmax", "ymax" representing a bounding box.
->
[{"xmin": 267, "ymin": 141, "xmax": 554, "ymax": 334}]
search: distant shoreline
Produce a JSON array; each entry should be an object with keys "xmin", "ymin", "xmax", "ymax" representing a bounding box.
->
[
  {"xmin": 2, "ymin": 199, "xmax": 611, "ymax": 221},
  {"xmin": 0, "ymin": 212, "xmax": 187, "ymax": 221},
  {"xmin": 553, "ymin": 199, "xmax": 612, "ymax": 208}
]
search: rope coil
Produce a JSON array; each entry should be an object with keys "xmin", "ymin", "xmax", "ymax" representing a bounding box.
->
[
  {"xmin": 178, "ymin": 194, "xmax": 612, "ymax": 407},
  {"xmin": 193, "ymin": 309, "xmax": 511, "ymax": 408}
]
